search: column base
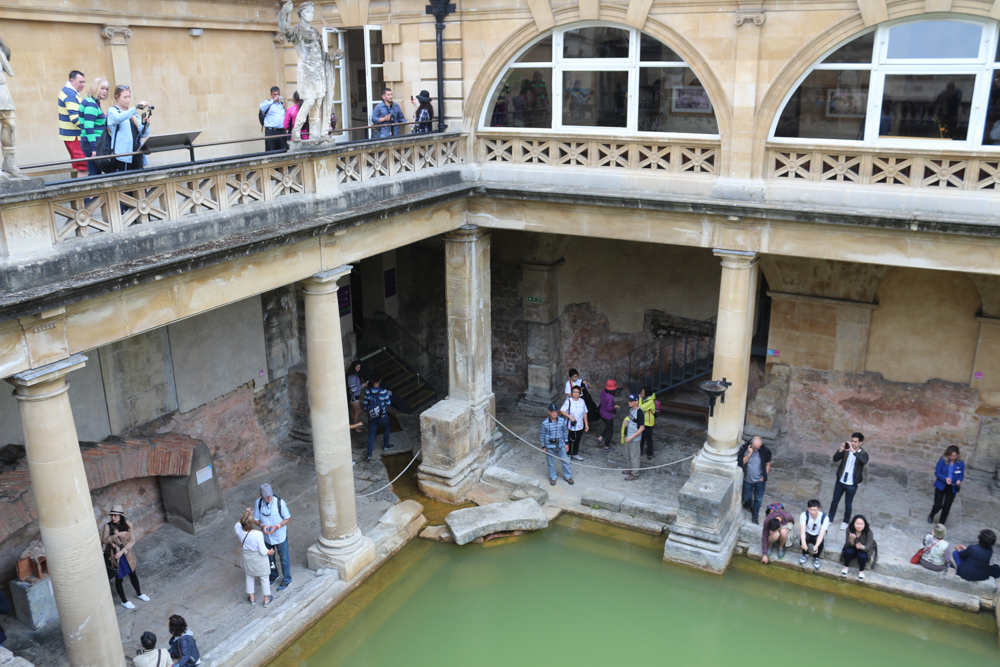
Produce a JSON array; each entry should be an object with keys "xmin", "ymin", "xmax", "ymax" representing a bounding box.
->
[
  {"xmin": 662, "ymin": 462, "xmax": 742, "ymax": 574},
  {"xmin": 417, "ymin": 452, "xmax": 480, "ymax": 504},
  {"xmin": 307, "ymin": 531, "xmax": 376, "ymax": 582}
]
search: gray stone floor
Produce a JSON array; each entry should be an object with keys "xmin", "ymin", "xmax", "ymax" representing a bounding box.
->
[{"xmin": 2, "ymin": 430, "xmax": 400, "ymax": 667}]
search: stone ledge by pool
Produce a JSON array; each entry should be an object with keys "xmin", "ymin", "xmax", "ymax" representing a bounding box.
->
[{"xmin": 445, "ymin": 498, "xmax": 548, "ymax": 545}]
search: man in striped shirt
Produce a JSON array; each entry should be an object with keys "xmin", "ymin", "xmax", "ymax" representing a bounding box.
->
[
  {"xmin": 57, "ymin": 70, "xmax": 87, "ymax": 175},
  {"xmin": 540, "ymin": 403, "xmax": 574, "ymax": 486}
]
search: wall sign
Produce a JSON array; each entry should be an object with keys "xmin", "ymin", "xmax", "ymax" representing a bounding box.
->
[
  {"xmin": 384, "ymin": 268, "xmax": 397, "ymax": 298},
  {"xmin": 527, "ymin": 296, "xmax": 543, "ymax": 303},
  {"xmin": 338, "ymin": 285, "xmax": 351, "ymax": 316},
  {"xmin": 195, "ymin": 465, "xmax": 214, "ymax": 485}
]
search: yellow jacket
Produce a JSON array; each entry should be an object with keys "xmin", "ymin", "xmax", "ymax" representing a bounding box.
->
[{"xmin": 638, "ymin": 393, "xmax": 656, "ymax": 427}]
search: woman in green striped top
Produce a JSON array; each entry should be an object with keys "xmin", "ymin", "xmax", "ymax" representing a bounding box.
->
[{"xmin": 80, "ymin": 77, "xmax": 109, "ymax": 176}]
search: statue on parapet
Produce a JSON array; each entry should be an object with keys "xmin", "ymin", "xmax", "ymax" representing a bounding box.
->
[
  {"xmin": 279, "ymin": 1, "xmax": 344, "ymax": 143},
  {"xmin": 0, "ymin": 36, "xmax": 25, "ymax": 178}
]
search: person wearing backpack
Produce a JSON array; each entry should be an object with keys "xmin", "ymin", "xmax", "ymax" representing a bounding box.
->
[
  {"xmin": 638, "ymin": 386, "xmax": 657, "ymax": 460},
  {"xmin": 259, "ymin": 86, "xmax": 286, "ymax": 152},
  {"xmin": 798, "ymin": 499, "xmax": 830, "ymax": 571},
  {"xmin": 363, "ymin": 373, "xmax": 393, "ymax": 462},
  {"xmin": 253, "ymin": 483, "xmax": 292, "ymax": 592}
]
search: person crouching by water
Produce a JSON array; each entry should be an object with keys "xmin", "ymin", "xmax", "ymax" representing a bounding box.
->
[
  {"xmin": 101, "ymin": 504, "xmax": 151, "ymax": 609},
  {"xmin": 841, "ymin": 514, "xmax": 877, "ymax": 581},
  {"xmin": 540, "ymin": 403, "xmax": 573, "ymax": 487},
  {"xmin": 168, "ymin": 614, "xmax": 201, "ymax": 667},
  {"xmin": 760, "ymin": 502, "xmax": 794, "ymax": 564},
  {"xmin": 236, "ymin": 508, "xmax": 274, "ymax": 607}
]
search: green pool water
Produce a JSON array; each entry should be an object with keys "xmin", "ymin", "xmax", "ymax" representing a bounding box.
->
[{"xmin": 272, "ymin": 516, "xmax": 998, "ymax": 666}]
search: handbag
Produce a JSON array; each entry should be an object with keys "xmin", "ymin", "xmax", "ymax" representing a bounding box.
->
[{"xmin": 911, "ymin": 538, "xmax": 940, "ymax": 565}]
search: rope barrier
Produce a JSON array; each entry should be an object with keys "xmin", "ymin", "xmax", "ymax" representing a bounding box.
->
[
  {"xmin": 356, "ymin": 448, "xmax": 422, "ymax": 497},
  {"xmin": 489, "ymin": 414, "xmax": 697, "ymax": 471}
]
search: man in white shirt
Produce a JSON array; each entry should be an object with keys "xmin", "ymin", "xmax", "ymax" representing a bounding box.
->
[
  {"xmin": 253, "ymin": 482, "xmax": 292, "ymax": 591},
  {"xmin": 798, "ymin": 499, "xmax": 830, "ymax": 571},
  {"xmin": 828, "ymin": 433, "xmax": 869, "ymax": 530},
  {"xmin": 560, "ymin": 385, "xmax": 588, "ymax": 461}
]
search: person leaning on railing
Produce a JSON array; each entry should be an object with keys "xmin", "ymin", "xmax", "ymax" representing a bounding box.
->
[{"xmin": 370, "ymin": 87, "xmax": 405, "ymax": 139}]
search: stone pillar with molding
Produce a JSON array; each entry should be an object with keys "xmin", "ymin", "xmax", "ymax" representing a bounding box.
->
[
  {"xmin": 418, "ymin": 225, "xmax": 496, "ymax": 502},
  {"xmin": 6, "ymin": 355, "xmax": 125, "ymax": 667},
  {"xmin": 101, "ymin": 26, "xmax": 133, "ymax": 87},
  {"xmin": 302, "ymin": 266, "xmax": 375, "ymax": 581},
  {"xmin": 663, "ymin": 250, "xmax": 759, "ymax": 573},
  {"xmin": 520, "ymin": 260, "xmax": 564, "ymax": 406}
]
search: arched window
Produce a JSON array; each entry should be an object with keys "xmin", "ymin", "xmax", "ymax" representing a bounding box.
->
[
  {"xmin": 480, "ymin": 25, "xmax": 719, "ymax": 137},
  {"xmin": 771, "ymin": 18, "xmax": 1000, "ymax": 149}
]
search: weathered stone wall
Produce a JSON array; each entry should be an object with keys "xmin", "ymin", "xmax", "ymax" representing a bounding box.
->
[
  {"xmin": 560, "ymin": 304, "xmax": 653, "ymax": 390},
  {"xmin": 395, "ymin": 238, "xmax": 448, "ymax": 370},
  {"xmin": 491, "ymin": 245, "xmax": 527, "ymax": 410},
  {"xmin": 261, "ymin": 286, "xmax": 300, "ymax": 382},
  {"xmin": 99, "ymin": 329, "xmax": 178, "ymax": 435}
]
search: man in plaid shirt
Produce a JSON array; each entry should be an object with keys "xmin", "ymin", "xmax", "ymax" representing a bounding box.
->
[{"xmin": 540, "ymin": 403, "xmax": 574, "ymax": 487}]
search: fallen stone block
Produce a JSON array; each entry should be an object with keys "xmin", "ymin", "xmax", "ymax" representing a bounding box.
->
[
  {"xmin": 581, "ymin": 487, "xmax": 625, "ymax": 513},
  {"xmin": 418, "ymin": 525, "xmax": 454, "ymax": 542},
  {"xmin": 377, "ymin": 499, "xmax": 424, "ymax": 530},
  {"xmin": 509, "ymin": 487, "xmax": 548, "ymax": 504},
  {"xmin": 0, "ymin": 646, "xmax": 33, "ymax": 667},
  {"xmin": 481, "ymin": 465, "xmax": 542, "ymax": 492},
  {"xmin": 621, "ymin": 498, "xmax": 676, "ymax": 524},
  {"xmin": 445, "ymin": 499, "xmax": 548, "ymax": 545}
]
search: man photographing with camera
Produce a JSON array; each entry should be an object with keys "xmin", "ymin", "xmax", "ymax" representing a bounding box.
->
[{"xmin": 828, "ymin": 432, "xmax": 869, "ymax": 531}]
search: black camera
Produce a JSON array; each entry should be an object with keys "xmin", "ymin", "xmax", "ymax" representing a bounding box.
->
[{"xmin": 548, "ymin": 439, "xmax": 557, "ymax": 444}]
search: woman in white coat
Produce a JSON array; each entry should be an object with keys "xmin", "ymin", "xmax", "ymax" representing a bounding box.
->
[{"xmin": 235, "ymin": 508, "xmax": 274, "ymax": 607}]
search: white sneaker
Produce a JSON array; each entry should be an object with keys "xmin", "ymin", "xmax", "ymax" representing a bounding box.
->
[
  {"xmin": 138, "ymin": 594, "xmax": 150, "ymax": 602},
  {"xmin": 122, "ymin": 601, "xmax": 136, "ymax": 610},
  {"xmin": 839, "ymin": 522, "xmax": 848, "ymax": 530},
  {"xmin": 572, "ymin": 455, "xmax": 584, "ymax": 461}
]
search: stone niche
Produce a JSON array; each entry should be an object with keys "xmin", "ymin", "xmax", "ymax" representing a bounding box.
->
[{"xmin": 159, "ymin": 443, "xmax": 226, "ymax": 534}]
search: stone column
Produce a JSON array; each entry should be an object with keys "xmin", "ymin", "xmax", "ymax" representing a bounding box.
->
[
  {"xmin": 519, "ymin": 260, "xmax": 563, "ymax": 406},
  {"xmin": 418, "ymin": 225, "xmax": 496, "ymax": 502},
  {"xmin": 6, "ymin": 355, "xmax": 125, "ymax": 667},
  {"xmin": 101, "ymin": 26, "xmax": 133, "ymax": 86},
  {"xmin": 302, "ymin": 266, "xmax": 375, "ymax": 581},
  {"xmin": 663, "ymin": 250, "xmax": 758, "ymax": 574}
]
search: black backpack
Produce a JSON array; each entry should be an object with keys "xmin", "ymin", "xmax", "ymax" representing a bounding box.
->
[
  {"xmin": 259, "ymin": 101, "xmax": 279, "ymax": 131},
  {"xmin": 93, "ymin": 125, "xmax": 118, "ymax": 174}
]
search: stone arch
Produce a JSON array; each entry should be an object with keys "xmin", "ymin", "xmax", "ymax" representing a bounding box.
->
[
  {"xmin": 751, "ymin": 6, "xmax": 1000, "ymax": 179},
  {"xmin": 865, "ymin": 267, "xmax": 981, "ymax": 384},
  {"xmin": 463, "ymin": 15, "xmax": 731, "ymax": 148}
]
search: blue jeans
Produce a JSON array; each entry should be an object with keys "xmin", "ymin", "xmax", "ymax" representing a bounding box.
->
[
  {"xmin": 267, "ymin": 537, "xmax": 291, "ymax": 587},
  {"xmin": 742, "ymin": 479, "xmax": 766, "ymax": 521},
  {"xmin": 829, "ymin": 480, "xmax": 858, "ymax": 523},
  {"xmin": 841, "ymin": 546, "xmax": 869, "ymax": 571},
  {"xmin": 544, "ymin": 445, "xmax": 572, "ymax": 481},
  {"xmin": 367, "ymin": 415, "xmax": 391, "ymax": 457}
]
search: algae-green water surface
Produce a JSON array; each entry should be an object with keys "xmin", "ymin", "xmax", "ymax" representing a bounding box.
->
[{"xmin": 273, "ymin": 516, "xmax": 998, "ymax": 666}]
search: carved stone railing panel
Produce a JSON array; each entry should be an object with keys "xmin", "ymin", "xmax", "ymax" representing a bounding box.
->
[
  {"xmin": 119, "ymin": 184, "xmax": 169, "ymax": 228},
  {"xmin": 268, "ymin": 163, "xmax": 305, "ymax": 198},
  {"xmin": 332, "ymin": 136, "xmax": 464, "ymax": 184},
  {"xmin": 767, "ymin": 145, "xmax": 1000, "ymax": 191},
  {"xmin": 175, "ymin": 177, "xmax": 223, "ymax": 217},
  {"xmin": 478, "ymin": 134, "xmax": 719, "ymax": 175},
  {"xmin": 51, "ymin": 194, "xmax": 112, "ymax": 240}
]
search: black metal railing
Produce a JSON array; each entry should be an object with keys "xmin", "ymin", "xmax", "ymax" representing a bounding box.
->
[{"xmin": 626, "ymin": 316, "xmax": 717, "ymax": 394}]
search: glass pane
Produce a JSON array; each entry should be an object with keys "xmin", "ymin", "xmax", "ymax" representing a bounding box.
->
[
  {"xmin": 774, "ymin": 70, "xmax": 870, "ymax": 140},
  {"xmin": 562, "ymin": 27, "xmax": 630, "ymax": 59},
  {"xmin": 822, "ymin": 32, "xmax": 875, "ymax": 64},
  {"xmin": 562, "ymin": 71, "xmax": 628, "ymax": 127},
  {"xmin": 516, "ymin": 36, "xmax": 553, "ymax": 63},
  {"xmin": 367, "ymin": 29, "xmax": 384, "ymax": 66},
  {"xmin": 983, "ymin": 71, "xmax": 1000, "ymax": 145},
  {"xmin": 886, "ymin": 21, "xmax": 982, "ymax": 60},
  {"xmin": 638, "ymin": 67, "xmax": 719, "ymax": 134},
  {"xmin": 879, "ymin": 74, "xmax": 974, "ymax": 140},
  {"xmin": 485, "ymin": 68, "xmax": 553, "ymax": 128},
  {"xmin": 639, "ymin": 33, "xmax": 682, "ymax": 62}
]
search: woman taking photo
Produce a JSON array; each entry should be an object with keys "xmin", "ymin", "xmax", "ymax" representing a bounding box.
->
[
  {"xmin": 840, "ymin": 514, "xmax": 877, "ymax": 581},
  {"xmin": 410, "ymin": 90, "xmax": 434, "ymax": 134},
  {"xmin": 79, "ymin": 76, "xmax": 109, "ymax": 176},
  {"xmin": 235, "ymin": 508, "xmax": 274, "ymax": 607},
  {"xmin": 106, "ymin": 85, "xmax": 150, "ymax": 172},
  {"xmin": 101, "ymin": 504, "xmax": 151, "ymax": 609},
  {"xmin": 927, "ymin": 445, "xmax": 964, "ymax": 525}
]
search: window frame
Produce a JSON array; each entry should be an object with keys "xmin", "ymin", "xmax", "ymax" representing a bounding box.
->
[
  {"xmin": 769, "ymin": 17, "xmax": 1000, "ymax": 150},
  {"xmin": 479, "ymin": 22, "xmax": 720, "ymax": 139}
]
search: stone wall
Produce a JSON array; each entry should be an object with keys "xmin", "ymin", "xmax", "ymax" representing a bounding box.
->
[
  {"xmin": 560, "ymin": 304, "xmax": 653, "ymax": 390},
  {"xmin": 491, "ymin": 245, "xmax": 527, "ymax": 410},
  {"xmin": 395, "ymin": 238, "xmax": 448, "ymax": 372}
]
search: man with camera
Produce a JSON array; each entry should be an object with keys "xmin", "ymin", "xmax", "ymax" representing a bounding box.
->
[
  {"xmin": 540, "ymin": 403, "xmax": 574, "ymax": 487},
  {"xmin": 132, "ymin": 631, "xmax": 172, "ymax": 667},
  {"xmin": 828, "ymin": 433, "xmax": 869, "ymax": 531},
  {"xmin": 259, "ymin": 86, "xmax": 287, "ymax": 152}
]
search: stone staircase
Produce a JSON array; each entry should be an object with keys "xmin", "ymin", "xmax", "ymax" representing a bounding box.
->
[{"xmin": 361, "ymin": 348, "xmax": 438, "ymax": 414}]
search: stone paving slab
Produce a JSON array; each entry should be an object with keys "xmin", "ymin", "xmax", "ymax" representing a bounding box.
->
[{"xmin": 445, "ymin": 498, "xmax": 548, "ymax": 545}]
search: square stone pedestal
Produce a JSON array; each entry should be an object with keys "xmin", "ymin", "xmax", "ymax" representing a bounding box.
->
[
  {"xmin": 417, "ymin": 398, "xmax": 485, "ymax": 503},
  {"xmin": 307, "ymin": 537, "xmax": 376, "ymax": 582},
  {"xmin": 10, "ymin": 578, "xmax": 58, "ymax": 630},
  {"xmin": 159, "ymin": 443, "xmax": 226, "ymax": 534},
  {"xmin": 662, "ymin": 470, "xmax": 740, "ymax": 574}
]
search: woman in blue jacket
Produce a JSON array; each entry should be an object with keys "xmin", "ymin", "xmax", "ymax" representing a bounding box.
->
[
  {"xmin": 927, "ymin": 445, "xmax": 964, "ymax": 525},
  {"xmin": 106, "ymin": 85, "xmax": 150, "ymax": 172}
]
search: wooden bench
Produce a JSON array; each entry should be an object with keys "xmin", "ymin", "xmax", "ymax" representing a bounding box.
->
[{"xmin": 658, "ymin": 400, "xmax": 710, "ymax": 426}]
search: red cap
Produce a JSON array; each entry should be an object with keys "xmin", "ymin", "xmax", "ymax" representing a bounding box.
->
[{"xmin": 605, "ymin": 379, "xmax": 617, "ymax": 390}]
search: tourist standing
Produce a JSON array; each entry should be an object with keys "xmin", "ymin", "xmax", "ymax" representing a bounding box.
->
[
  {"xmin": 236, "ymin": 508, "xmax": 274, "ymax": 606},
  {"xmin": 254, "ymin": 483, "xmax": 292, "ymax": 591},
  {"xmin": 101, "ymin": 504, "xmax": 151, "ymax": 610},
  {"xmin": 564, "ymin": 368, "xmax": 587, "ymax": 401},
  {"xmin": 621, "ymin": 393, "xmax": 644, "ymax": 481},
  {"xmin": 828, "ymin": 433, "xmax": 868, "ymax": 530},
  {"xmin": 638, "ymin": 386, "xmax": 657, "ymax": 460},
  {"xmin": 917, "ymin": 523, "xmax": 951, "ymax": 572},
  {"xmin": 927, "ymin": 445, "xmax": 964, "ymax": 525},
  {"xmin": 284, "ymin": 91, "xmax": 309, "ymax": 141},
  {"xmin": 559, "ymin": 385, "xmax": 588, "ymax": 461},
  {"xmin": 346, "ymin": 360, "xmax": 366, "ymax": 433},
  {"xmin": 949, "ymin": 529, "xmax": 1000, "ymax": 581},
  {"xmin": 737, "ymin": 436, "xmax": 772, "ymax": 525},
  {"xmin": 167, "ymin": 615, "xmax": 201, "ymax": 667},
  {"xmin": 106, "ymin": 85, "xmax": 150, "ymax": 172},
  {"xmin": 760, "ymin": 502, "xmax": 794, "ymax": 564},
  {"xmin": 79, "ymin": 77, "xmax": 109, "ymax": 176},
  {"xmin": 132, "ymin": 631, "xmax": 172, "ymax": 667},
  {"xmin": 371, "ymin": 87, "xmax": 405, "ymax": 138},
  {"xmin": 410, "ymin": 90, "xmax": 434, "ymax": 134},
  {"xmin": 540, "ymin": 403, "xmax": 573, "ymax": 486},
  {"xmin": 260, "ymin": 86, "xmax": 287, "ymax": 151},
  {"xmin": 363, "ymin": 373, "xmax": 393, "ymax": 461},
  {"xmin": 840, "ymin": 514, "xmax": 877, "ymax": 580},
  {"xmin": 798, "ymin": 499, "xmax": 829, "ymax": 571},
  {"xmin": 597, "ymin": 379, "xmax": 619, "ymax": 451},
  {"xmin": 58, "ymin": 69, "xmax": 88, "ymax": 175}
]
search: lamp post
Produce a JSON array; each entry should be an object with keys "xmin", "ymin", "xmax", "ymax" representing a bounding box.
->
[{"xmin": 425, "ymin": 0, "xmax": 455, "ymax": 133}]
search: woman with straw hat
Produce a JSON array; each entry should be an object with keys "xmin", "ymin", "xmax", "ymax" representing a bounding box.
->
[{"xmin": 101, "ymin": 504, "xmax": 150, "ymax": 609}]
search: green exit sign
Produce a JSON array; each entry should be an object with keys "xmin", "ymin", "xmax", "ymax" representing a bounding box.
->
[{"xmin": 527, "ymin": 296, "xmax": 543, "ymax": 303}]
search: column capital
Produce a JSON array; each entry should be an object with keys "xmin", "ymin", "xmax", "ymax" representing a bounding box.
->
[
  {"xmin": 101, "ymin": 25, "xmax": 133, "ymax": 45},
  {"xmin": 445, "ymin": 224, "xmax": 487, "ymax": 242},
  {"xmin": 713, "ymin": 249, "xmax": 759, "ymax": 269},
  {"xmin": 303, "ymin": 265, "xmax": 352, "ymax": 294},
  {"xmin": 6, "ymin": 354, "xmax": 87, "ymax": 390}
]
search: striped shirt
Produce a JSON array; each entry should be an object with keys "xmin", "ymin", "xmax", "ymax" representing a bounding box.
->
[
  {"xmin": 79, "ymin": 96, "xmax": 106, "ymax": 144},
  {"xmin": 58, "ymin": 85, "xmax": 82, "ymax": 140},
  {"xmin": 539, "ymin": 416, "xmax": 569, "ymax": 448}
]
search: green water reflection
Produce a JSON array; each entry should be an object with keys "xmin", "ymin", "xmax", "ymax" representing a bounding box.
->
[{"xmin": 274, "ymin": 515, "xmax": 998, "ymax": 666}]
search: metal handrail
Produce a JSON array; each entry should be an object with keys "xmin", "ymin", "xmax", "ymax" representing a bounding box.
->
[
  {"xmin": 627, "ymin": 315, "xmax": 717, "ymax": 393},
  {"xmin": 372, "ymin": 311, "xmax": 446, "ymax": 380}
]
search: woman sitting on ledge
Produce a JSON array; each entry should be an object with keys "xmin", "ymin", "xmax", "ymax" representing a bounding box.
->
[
  {"xmin": 918, "ymin": 523, "xmax": 951, "ymax": 572},
  {"xmin": 949, "ymin": 529, "xmax": 1000, "ymax": 582},
  {"xmin": 841, "ymin": 514, "xmax": 877, "ymax": 581}
]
